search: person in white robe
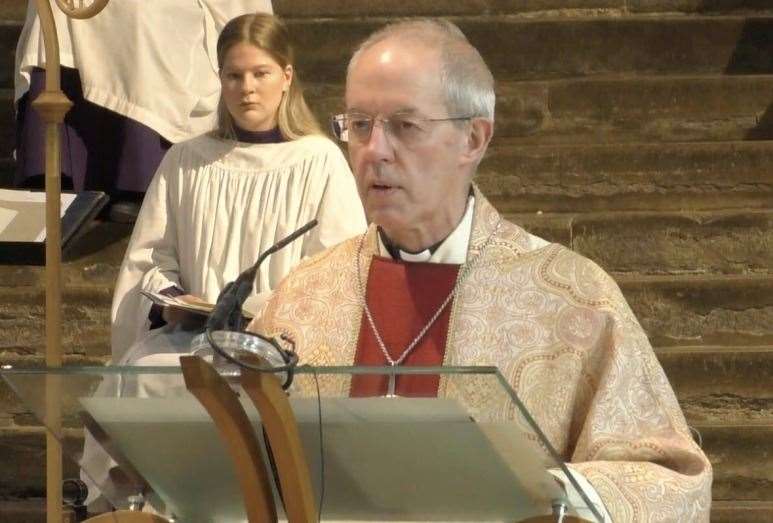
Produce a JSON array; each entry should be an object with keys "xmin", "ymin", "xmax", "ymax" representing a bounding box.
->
[
  {"xmin": 81, "ymin": 13, "xmax": 365, "ymax": 507},
  {"xmin": 14, "ymin": 1, "xmax": 274, "ymax": 218},
  {"xmin": 110, "ymin": 12, "xmax": 366, "ymax": 364},
  {"xmin": 16, "ymin": 0, "xmax": 272, "ymax": 145}
]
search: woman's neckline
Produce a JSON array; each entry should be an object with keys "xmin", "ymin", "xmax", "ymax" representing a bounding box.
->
[{"xmin": 233, "ymin": 125, "xmax": 284, "ymax": 144}]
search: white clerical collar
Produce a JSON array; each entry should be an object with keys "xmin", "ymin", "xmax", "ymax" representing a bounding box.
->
[{"xmin": 378, "ymin": 195, "xmax": 475, "ymax": 264}]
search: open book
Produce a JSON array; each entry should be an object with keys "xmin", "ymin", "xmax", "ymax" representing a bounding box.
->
[
  {"xmin": 140, "ymin": 290, "xmax": 254, "ymax": 319},
  {"xmin": 0, "ymin": 189, "xmax": 108, "ymax": 265}
]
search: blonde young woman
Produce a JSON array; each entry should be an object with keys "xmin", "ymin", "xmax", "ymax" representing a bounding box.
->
[
  {"xmin": 81, "ymin": 14, "xmax": 365, "ymax": 508},
  {"xmin": 110, "ymin": 13, "xmax": 366, "ymax": 364}
]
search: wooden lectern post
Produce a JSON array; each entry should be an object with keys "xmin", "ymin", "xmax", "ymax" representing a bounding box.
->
[
  {"xmin": 180, "ymin": 354, "xmax": 319, "ymax": 523},
  {"xmin": 180, "ymin": 355, "xmax": 278, "ymax": 522},
  {"xmin": 32, "ymin": 2, "xmax": 109, "ymax": 522}
]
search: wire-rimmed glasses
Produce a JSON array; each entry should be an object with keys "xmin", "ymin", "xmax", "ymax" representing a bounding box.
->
[{"xmin": 331, "ymin": 113, "xmax": 472, "ymax": 146}]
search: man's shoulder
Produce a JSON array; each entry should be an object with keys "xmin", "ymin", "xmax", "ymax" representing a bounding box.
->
[
  {"xmin": 493, "ymin": 217, "xmax": 622, "ymax": 302},
  {"xmin": 276, "ymin": 235, "xmax": 362, "ymax": 290}
]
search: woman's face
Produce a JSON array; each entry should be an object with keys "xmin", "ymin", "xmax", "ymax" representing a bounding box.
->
[{"xmin": 220, "ymin": 42, "xmax": 292, "ymax": 132}]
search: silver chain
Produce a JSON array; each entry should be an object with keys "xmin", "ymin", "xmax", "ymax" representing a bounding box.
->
[{"xmin": 355, "ymin": 223, "xmax": 500, "ymax": 367}]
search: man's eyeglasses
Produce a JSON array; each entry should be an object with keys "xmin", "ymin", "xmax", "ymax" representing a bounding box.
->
[{"xmin": 331, "ymin": 113, "xmax": 471, "ymax": 146}]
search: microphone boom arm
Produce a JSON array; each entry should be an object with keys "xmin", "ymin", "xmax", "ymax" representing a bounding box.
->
[{"xmin": 206, "ymin": 219, "xmax": 319, "ymax": 332}]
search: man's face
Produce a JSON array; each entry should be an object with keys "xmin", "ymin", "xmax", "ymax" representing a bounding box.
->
[{"xmin": 345, "ymin": 40, "xmax": 473, "ymax": 249}]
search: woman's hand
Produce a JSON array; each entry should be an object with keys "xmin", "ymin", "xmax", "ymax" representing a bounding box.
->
[{"xmin": 161, "ymin": 294, "xmax": 209, "ymax": 329}]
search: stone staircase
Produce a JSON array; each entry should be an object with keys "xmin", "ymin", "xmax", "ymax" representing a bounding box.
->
[{"xmin": 1, "ymin": 0, "xmax": 772, "ymax": 521}]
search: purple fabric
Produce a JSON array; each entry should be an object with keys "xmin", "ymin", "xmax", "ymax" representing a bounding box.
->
[
  {"xmin": 233, "ymin": 125, "xmax": 284, "ymax": 144},
  {"xmin": 14, "ymin": 67, "xmax": 172, "ymax": 195},
  {"xmin": 148, "ymin": 285, "xmax": 185, "ymax": 330}
]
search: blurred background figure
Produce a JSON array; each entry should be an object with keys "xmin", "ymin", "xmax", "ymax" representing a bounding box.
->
[{"xmin": 13, "ymin": 0, "xmax": 272, "ymax": 222}]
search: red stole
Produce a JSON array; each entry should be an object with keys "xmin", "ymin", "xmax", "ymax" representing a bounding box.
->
[{"xmin": 350, "ymin": 256, "xmax": 460, "ymax": 397}]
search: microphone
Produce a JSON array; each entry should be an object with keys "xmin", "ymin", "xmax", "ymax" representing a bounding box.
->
[{"xmin": 206, "ymin": 219, "xmax": 318, "ymax": 332}]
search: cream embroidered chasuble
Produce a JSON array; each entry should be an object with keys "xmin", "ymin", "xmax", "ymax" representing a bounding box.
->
[{"xmin": 252, "ymin": 187, "xmax": 712, "ymax": 522}]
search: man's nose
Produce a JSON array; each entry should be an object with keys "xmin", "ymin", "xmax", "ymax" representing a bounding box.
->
[{"xmin": 361, "ymin": 119, "xmax": 394, "ymax": 161}]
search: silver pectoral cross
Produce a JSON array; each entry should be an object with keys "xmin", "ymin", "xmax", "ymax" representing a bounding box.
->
[{"xmin": 386, "ymin": 363, "xmax": 398, "ymax": 398}]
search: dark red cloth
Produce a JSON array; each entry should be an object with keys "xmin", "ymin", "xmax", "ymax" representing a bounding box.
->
[{"xmin": 350, "ymin": 256, "xmax": 460, "ymax": 397}]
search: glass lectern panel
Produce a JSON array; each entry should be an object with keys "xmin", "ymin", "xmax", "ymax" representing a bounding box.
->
[{"xmin": 1, "ymin": 364, "xmax": 601, "ymax": 522}]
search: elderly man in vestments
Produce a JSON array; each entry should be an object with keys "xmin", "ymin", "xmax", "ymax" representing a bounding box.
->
[{"xmin": 249, "ymin": 19, "xmax": 712, "ymax": 522}]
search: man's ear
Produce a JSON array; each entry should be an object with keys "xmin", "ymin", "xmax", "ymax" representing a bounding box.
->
[{"xmin": 460, "ymin": 118, "xmax": 493, "ymax": 168}]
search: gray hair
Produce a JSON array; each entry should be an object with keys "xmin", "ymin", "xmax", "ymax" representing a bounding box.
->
[{"xmin": 347, "ymin": 19, "xmax": 495, "ymax": 121}]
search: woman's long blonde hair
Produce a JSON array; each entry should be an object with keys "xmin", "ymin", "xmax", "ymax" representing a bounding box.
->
[{"xmin": 216, "ymin": 13, "xmax": 322, "ymax": 140}]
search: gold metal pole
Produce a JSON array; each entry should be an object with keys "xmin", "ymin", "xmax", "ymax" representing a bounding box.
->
[
  {"xmin": 30, "ymin": 1, "xmax": 109, "ymax": 520},
  {"xmin": 32, "ymin": 1, "xmax": 71, "ymax": 520}
]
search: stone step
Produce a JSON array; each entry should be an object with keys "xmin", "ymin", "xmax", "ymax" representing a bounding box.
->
[
  {"xmin": 287, "ymin": 15, "xmax": 773, "ymax": 83},
  {"xmin": 0, "ymin": 427, "xmax": 81, "ymax": 499},
  {"xmin": 568, "ymin": 210, "xmax": 772, "ymax": 275},
  {"xmin": 478, "ymin": 140, "xmax": 773, "ymax": 213},
  {"xmin": 711, "ymin": 501, "xmax": 773, "ymax": 523},
  {"xmin": 1, "ymin": 15, "xmax": 772, "ymax": 88},
  {"xmin": 0, "ymin": 222, "xmax": 130, "ymax": 360},
  {"xmin": 618, "ymin": 273, "xmax": 773, "ymax": 348},
  {"xmin": 0, "ymin": 499, "xmax": 46, "ymax": 523},
  {"xmin": 0, "ymin": 3, "xmax": 25, "ymax": 22},
  {"xmin": 273, "ymin": 0, "xmax": 773, "ymax": 17},
  {"xmin": 696, "ymin": 420, "xmax": 773, "ymax": 502},
  {"xmin": 0, "ymin": 285, "xmax": 112, "ymax": 358},
  {"xmin": 656, "ymin": 346, "xmax": 773, "ymax": 422},
  {"xmin": 304, "ymin": 75, "xmax": 773, "ymax": 144},
  {"xmin": 508, "ymin": 210, "xmax": 773, "ymax": 275},
  {"xmin": 495, "ymin": 75, "xmax": 773, "ymax": 144},
  {"xmin": 631, "ymin": 1, "xmax": 773, "ymax": 15},
  {"xmin": 3, "ymin": 0, "xmax": 773, "ymax": 23}
]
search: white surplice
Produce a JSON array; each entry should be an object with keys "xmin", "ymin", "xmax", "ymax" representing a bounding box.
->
[
  {"xmin": 15, "ymin": 0, "xmax": 273, "ymax": 142},
  {"xmin": 111, "ymin": 133, "xmax": 367, "ymax": 363}
]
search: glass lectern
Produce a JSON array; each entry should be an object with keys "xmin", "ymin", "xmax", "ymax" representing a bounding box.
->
[{"xmin": 1, "ymin": 363, "xmax": 601, "ymax": 522}]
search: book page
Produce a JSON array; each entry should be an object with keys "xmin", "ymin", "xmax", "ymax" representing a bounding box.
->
[
  {"xmin": 0, "ymin": 189, "xmax": 78, "ymax": 242},
  {"xmin": 140, "ymin": 290, "xmax": 253, "ymax": 319}
]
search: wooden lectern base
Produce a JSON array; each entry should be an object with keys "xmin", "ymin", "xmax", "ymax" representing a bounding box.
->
[{"xmin": 83, "ymin": 511, "xmax": 170, "ymax": 522}]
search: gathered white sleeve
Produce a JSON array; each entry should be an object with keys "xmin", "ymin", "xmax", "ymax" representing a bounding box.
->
[
  {"xmin": 110, "ymin": 149, "xmax": 182, "ymax": 363},
  {"xmin": 303, "ymin": 143, "xmax": 367, "ymax": 256}
]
